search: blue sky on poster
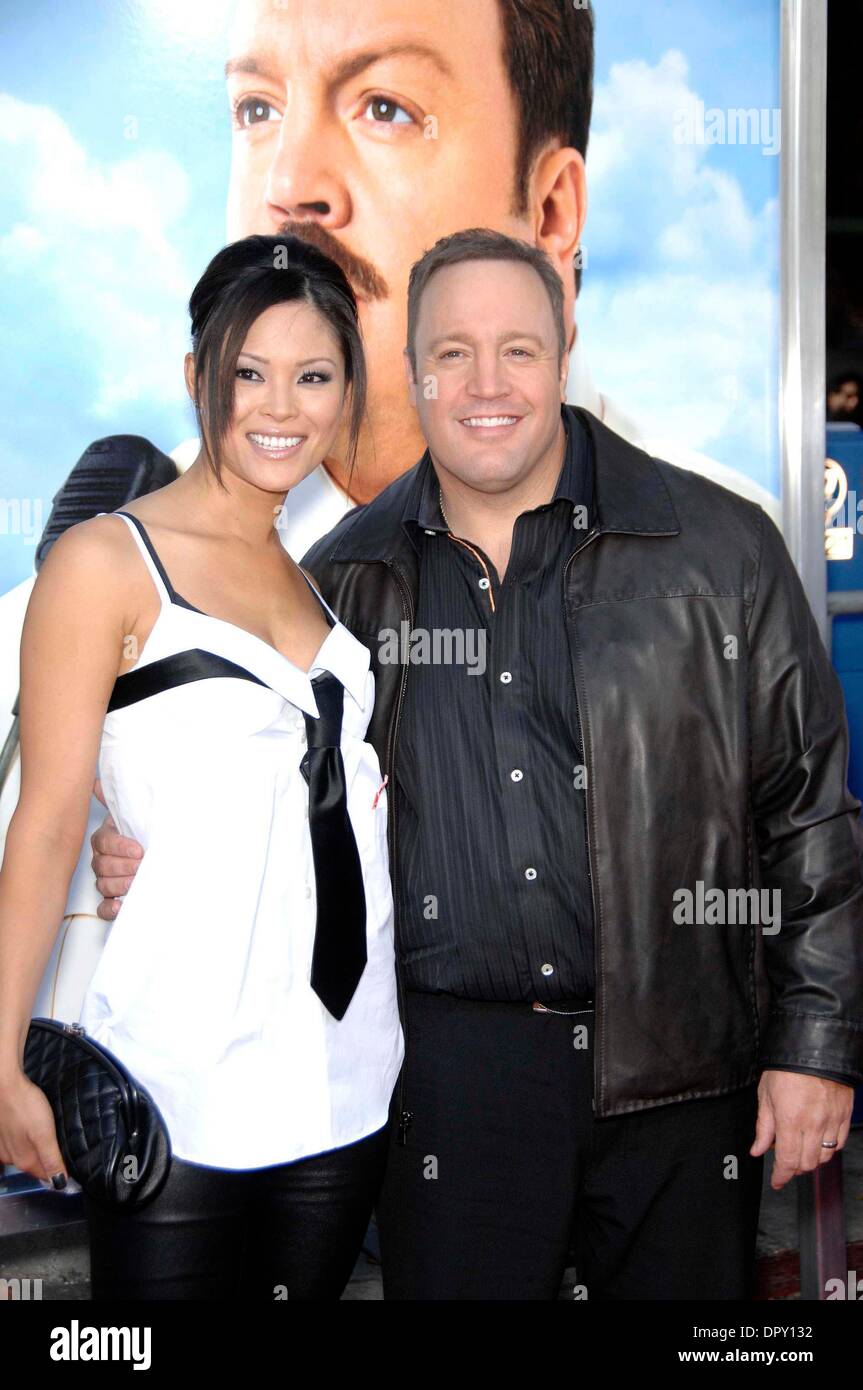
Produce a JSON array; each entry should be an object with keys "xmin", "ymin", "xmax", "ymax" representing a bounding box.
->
[{"xmin": 0, "ymin": 0, "xmax": 780, "ymax": 592}]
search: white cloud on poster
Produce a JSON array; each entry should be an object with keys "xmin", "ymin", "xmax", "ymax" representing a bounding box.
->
[
  {"xmin": 0, "ymin": 93, "xmax": 192, "ymax": 419},
  {"xmin": 580, "ymin": 50, "xmax": 779, "ymax": 485}
]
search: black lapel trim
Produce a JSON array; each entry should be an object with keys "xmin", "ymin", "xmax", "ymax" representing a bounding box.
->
[{"xmin": 107, "ymin": 648, "xmax": 271, "ymax": 711}]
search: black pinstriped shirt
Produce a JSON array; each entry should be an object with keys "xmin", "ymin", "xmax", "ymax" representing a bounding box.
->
[{"xmin": 394, "ymin": 406, "xmax": 597, "ymax": 1003}]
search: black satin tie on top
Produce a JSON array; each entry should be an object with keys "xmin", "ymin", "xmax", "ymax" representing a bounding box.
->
[{"xmin": 299, "ymin": 672, "xmax": 367, "ymax": 1020}]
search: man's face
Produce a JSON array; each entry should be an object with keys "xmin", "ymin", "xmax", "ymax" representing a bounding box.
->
[
  {"xmin": 828, "ymin": 380, "xmax": 860, "ymax": 417},
  {"xmin": 224, "ymin": 0, "xmax": 584, "ymax": 497},
  {"xmin": 407, "ymin": 258, "xmax": 568, "ymax": 495}
]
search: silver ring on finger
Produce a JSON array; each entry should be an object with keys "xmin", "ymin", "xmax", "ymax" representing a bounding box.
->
[{"xmin": 821, "ymin": 1139, "xmax": 839, "ymax": 1149}]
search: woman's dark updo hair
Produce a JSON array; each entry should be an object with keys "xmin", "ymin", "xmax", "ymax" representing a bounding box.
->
[{"xmin": 187, "ymin": 233, "xmax": 367, "ymax": 487}]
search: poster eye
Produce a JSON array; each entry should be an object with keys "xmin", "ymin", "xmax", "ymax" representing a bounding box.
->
[
  {"xmin": 362, "ymin": 96, "xmax": 413, "ymax": 125},
  {"xmin": 234, "ymin": 96, "xmax": 281, "ymax": 128}
]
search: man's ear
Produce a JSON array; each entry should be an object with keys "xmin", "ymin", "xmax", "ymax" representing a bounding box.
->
[
  {"xmin": 404, "ymin": 347, "xmax": 418, "ymax": 406},
  {"xmin": 559, "ymin": 349, "xmax": 570, "ymax": 400}
]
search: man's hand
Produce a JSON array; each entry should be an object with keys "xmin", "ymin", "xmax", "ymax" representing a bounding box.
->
[
  {"xmin": 89, "ymin": 784, "xmax": 144, "ymax": 921},
  {"xmin": 751, "ymin": 1070, "xmax": 854, "ymax": 1190}
]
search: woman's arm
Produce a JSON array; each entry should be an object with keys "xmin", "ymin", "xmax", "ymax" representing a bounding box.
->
[{"xmin": 0, "ymin": 517, "xmax": 133, "ymax": 1180}]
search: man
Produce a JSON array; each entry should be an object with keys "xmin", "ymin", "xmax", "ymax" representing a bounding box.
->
[
  {"xmin": 93, "ymin": 232, "xmax": 863, "ymax": 1300},
  {"xmin": 827, "ymin": 373, "xmax": 863, "ymax": 427}
]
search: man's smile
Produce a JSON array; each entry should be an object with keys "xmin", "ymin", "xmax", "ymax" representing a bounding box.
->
[{"xmin": 458, "ymin": 414, "xmax": 522, "ymax": 433}]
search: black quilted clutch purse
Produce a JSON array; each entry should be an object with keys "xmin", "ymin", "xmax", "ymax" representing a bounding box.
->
[{"xmin": 23, "ymin": 1018, "xmax": 171, "ymax": 1210}]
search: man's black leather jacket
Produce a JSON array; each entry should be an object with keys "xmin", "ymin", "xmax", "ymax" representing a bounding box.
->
[{"xmin": 302, "ymin": 406, "xmax": 863, "ymax": 1122}]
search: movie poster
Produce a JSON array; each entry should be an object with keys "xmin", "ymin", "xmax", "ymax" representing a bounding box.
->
[{"xmin": 0, "ymin": 0, "xmax": 783, "ymax": 990}]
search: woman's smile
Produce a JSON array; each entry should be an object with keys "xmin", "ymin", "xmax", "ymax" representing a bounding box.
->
[{"xmin": 245, "ymin": 430, "xmax": 308, "ymax": 461}]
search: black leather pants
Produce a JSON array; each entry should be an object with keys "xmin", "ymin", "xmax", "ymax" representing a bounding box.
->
[{"xmin": 85, "ymin": 1123, "xmax": 389, "ymax": 1300}]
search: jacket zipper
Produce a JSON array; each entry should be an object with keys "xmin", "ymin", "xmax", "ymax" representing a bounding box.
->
[
  {"xmin": 562, "ymin": 525, "xmax": 602, "ymax": 1115},
  {"xmin": 383, "ymin": 562, "xmax": 415, "ymax": 1146}
]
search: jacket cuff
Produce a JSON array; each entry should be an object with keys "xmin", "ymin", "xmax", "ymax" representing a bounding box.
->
[
  {"xmin": 759, "ymin": 1010, "xmax": 863, "ymax": 1086},
  {"xmin": 758, "ymin": 1062, "xmax": 859, "ymax": 1088}
]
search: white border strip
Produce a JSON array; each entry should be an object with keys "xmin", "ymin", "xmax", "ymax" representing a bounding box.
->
[{"xmin": 780, "ymin": 0, "xmax": 828, "ymax": 639}]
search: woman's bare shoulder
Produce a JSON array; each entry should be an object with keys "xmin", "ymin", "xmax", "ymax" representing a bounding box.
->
[
  {"xmin": 29, "ymin": 513, "xmax": 150, "ymax": 611},
  {"xmin": 40, "ymin": 512, "xmax": 134, "ymax": 569}
]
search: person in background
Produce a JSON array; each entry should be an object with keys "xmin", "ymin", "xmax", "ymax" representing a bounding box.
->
[{"xmin": 827, "ymin": 371, "xmax": 863, "ymax": 426}]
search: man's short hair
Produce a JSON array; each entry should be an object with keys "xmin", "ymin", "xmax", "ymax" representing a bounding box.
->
[
  {"xmin": 498, "ymin": 0, "xmax": 594, "ymax": 216},
  {"xmin": 495, "ymin": 2, "xmax": 593, "ymax": 296},
  {"xmin": 405, "ymin": 228, "xmax": 567, "ymax": 376}
]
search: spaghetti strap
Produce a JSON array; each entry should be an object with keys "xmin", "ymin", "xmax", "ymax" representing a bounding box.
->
[
  {"xmin": 111, "ymin": 512, "xmax": 205, "ymax": 616},
  {"xmin": 104, "ymin": 511, "xmax": 172, "ymax": 608}
]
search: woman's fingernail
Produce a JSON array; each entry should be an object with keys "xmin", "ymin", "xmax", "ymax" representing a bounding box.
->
[{"xmin": 51, "ymin": 1173, "xmax": 67, "ymax": 1190}]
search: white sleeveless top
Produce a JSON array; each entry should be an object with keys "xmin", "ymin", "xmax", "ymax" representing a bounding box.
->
[{"xmin": 78, "ymin": 511, "xmax": 404, "ymax": 1169}]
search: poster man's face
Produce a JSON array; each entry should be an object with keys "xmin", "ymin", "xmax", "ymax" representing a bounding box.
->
[{"xmin": 225, "ymin": 0, "xmax": 584, "ymax": 499}]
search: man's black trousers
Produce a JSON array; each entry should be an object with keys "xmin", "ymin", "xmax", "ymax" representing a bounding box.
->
[{"xmin": 375, "ymin": 990, "xmax": 764, "ymax": 1300}]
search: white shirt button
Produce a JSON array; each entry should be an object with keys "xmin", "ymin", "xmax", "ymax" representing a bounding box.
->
[
  {"xmin": 304, "ymin": 885, "xmax": 313, "ymax": 898},
  {"xmin": 525, "ymin": 867, "xmax": 537, "ymax": 881},
  {"xmin": 500, "ymin": 671, "xmax": 512, "ymax": 684},
  {"xmin": 510, "ymin": 769, "xmax": 523, "ymax": 782},
  {"xmin": 478, "ymin": 577, "xmax": 491, "ymax": 590},
  {"xmin": 540, "ymin": 963, "xmax": 554, "ymax": 976}
]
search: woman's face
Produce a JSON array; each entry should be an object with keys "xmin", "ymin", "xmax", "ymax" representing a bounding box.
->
[{"xmin": 211, "ymin": 299, "xmax": 348, "ymax": 496}]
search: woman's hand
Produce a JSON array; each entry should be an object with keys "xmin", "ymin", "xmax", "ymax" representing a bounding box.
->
[{"xmin": 0, "ymin": 1071, "xmax": 67, "ymax": 1186}]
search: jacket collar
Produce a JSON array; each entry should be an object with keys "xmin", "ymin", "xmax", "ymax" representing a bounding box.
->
[
  {"xmin": 328, "ymin": 405, "xmax": 680, "ymax": 565},
  {"xmin": 402, "ymin": 404, "xmax": 593, "ymax": 548}
]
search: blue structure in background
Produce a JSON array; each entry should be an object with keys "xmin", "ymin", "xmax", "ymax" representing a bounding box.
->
[
  {"xmin": 826, "ymin": 424, "xmax": 863, "ymax": 798},
  {"xmin": 825, "ymin": 423, "xmax": 863, "ymax": 1125}
]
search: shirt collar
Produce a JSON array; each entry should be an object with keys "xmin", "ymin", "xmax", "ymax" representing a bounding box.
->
[
  {"xmin": 307, "ymin": 621, "xmax": 370, "ymax": 714},
  {"xmin": 402, "ymin": 404, "xmax": 594, "ymax": 549},
  {"xmin": 301, "ymin": 585, "xmax": 371, "ymax": 714}
]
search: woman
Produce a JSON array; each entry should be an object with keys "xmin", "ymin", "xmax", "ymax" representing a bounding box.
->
[{"xmin": 0, "ymin": 234, "xmax": 403, "ymax": 1299}]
